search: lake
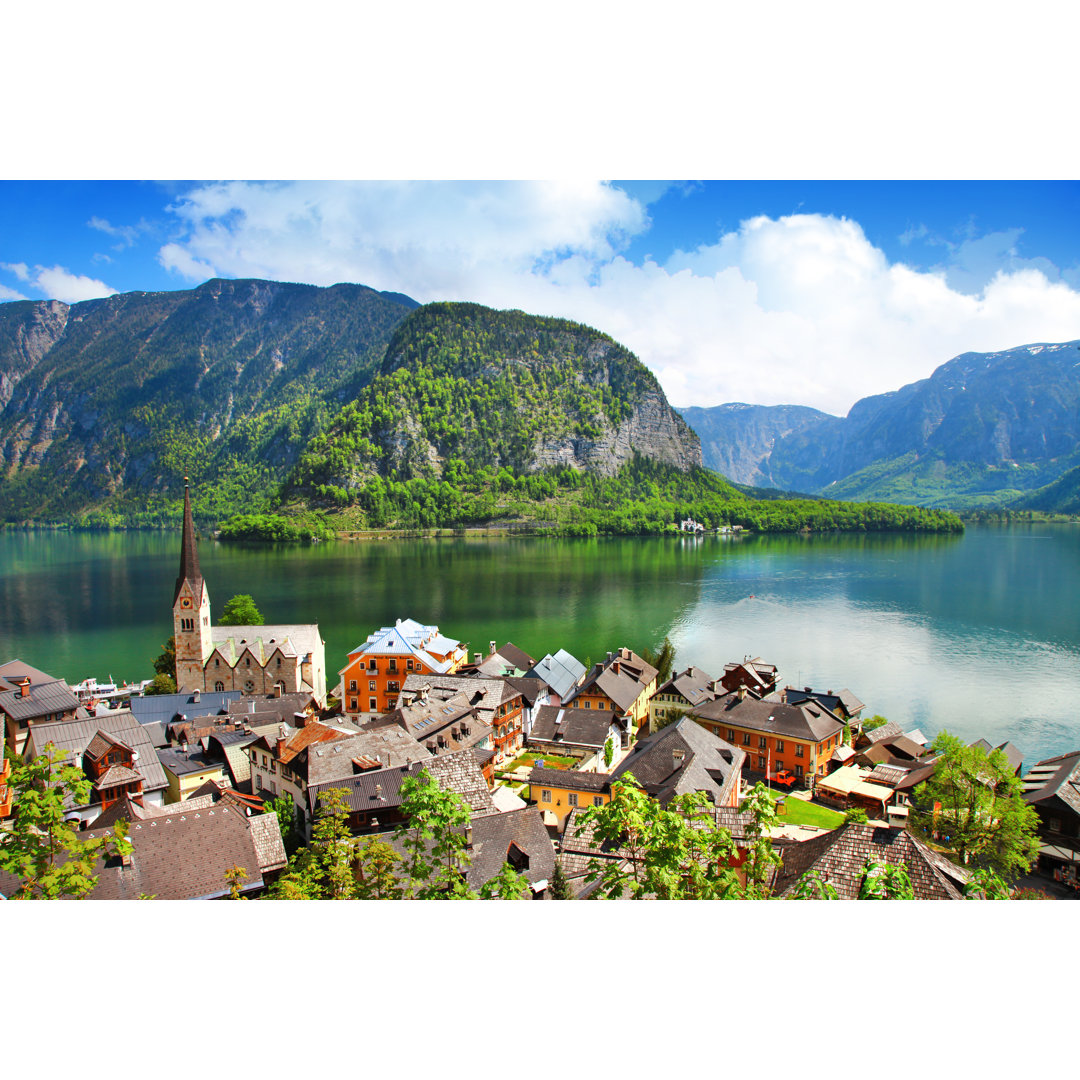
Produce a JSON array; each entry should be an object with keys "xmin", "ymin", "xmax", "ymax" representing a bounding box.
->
[{"xmin": 2, "ymin": 524, "xmax": 1078, "ymax": 765}]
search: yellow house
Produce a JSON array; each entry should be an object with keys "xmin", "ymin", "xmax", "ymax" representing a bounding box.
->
[
  {"xmin": 563, "ymin": 648, "xmax": 658, "ymax": 739},
  {"xmin": 158, "ymin": 746, "xmax": 229, "ymax": 804},
  {"xmin": 527, "ymin": 766, "xmax": 610, "ymax": 832}
]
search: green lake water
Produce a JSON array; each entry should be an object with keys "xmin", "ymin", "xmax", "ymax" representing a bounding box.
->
[{"xmin": 2, "ymin": 525, "xmax": 1078, "ymax": 764}]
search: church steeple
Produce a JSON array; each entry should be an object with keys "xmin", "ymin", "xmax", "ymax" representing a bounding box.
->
[{"xmin": 173, "ymin": 477, "xmax": 203, "ymax": 605}]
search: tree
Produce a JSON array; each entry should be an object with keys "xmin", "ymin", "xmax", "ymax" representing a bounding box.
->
[
  {"xmin": 548, "ymin": 859, "xmax": 572, "ymax": 899},
  {"xmin": 144, "ymin": 673, "xmax": 177, "ymax": 696},
  {"xmin": 153, "ymin": 635, "xmax": 176, "ymax": 680},
  {"xmin": 910, "ymin": 730, "xmax": 1040, "ymax": 880},
  {"xmin": 266, "ymin": 793, "xmax": 300, "ymax": 856},
  {"xmin": 843, "ymin": 806, "xmax": 869, "ymax": 825},
  {"xmin": 858, "ymin": 858, "xmax": 915, "ymax": 900},
  {"xmin": 738, "ymin": 783, "xmax": 784, "ymax": 897},
  {"xmin": 641, "ymin": 637, "xmax": 676, "ymax": 685},
  {"xmin": 478, "ymin": 861, "xmax": 530, "ymax": 900},
  {"xmin": 603, "ymin": 736, "xmax": 615, "ymax": 768},
  {"xmin": 224, "ymin": 864, "xmax": 248, "ymax": 899},
  {"xmin": 395, "ymin": 770, "xmax": 476, "ymax": 899},
  {"xmin": 218, "ymin": 594, "xmax": 263, "ymax": 626},
  {"xmin": 270, "ymin": 787, "xmax": 356, "ymax": 899},
  {"xmin": 788, "ymin": 868, "xmax": 839, "ymax": 900},
  {"xmin": 355, "ymin": 838, "xmax": 403, "ymax": 899},
  {"xmin": 0, "ymin": 745, "xmax": 131, "ymax": 899},
  {"xmin": 575, "ymin": 774, "xmax": 766, "ymax": 900}
]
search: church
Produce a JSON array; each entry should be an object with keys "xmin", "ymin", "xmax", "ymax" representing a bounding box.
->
[{"xmin": 172, "ymin": 484, "xmax": 327, "ymax": 705}]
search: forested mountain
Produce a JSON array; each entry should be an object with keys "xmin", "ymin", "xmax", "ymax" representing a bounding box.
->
[
  {"xmin": 682, "ymin": 340, "xmax": 1080, "ymax": 509},
  {"xmin": 0, "ymin": 279, "xmax": 418, "ymax": 521}
]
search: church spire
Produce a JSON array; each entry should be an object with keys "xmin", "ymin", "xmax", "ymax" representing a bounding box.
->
[{"xmin": 173, "ymin": 477, "xmax": 203, "ymax": 605}]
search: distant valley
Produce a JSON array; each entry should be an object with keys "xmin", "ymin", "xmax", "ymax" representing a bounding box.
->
[{"xmin": 680, "ymin": 339, "xmax": 1080, "ymax": 511}]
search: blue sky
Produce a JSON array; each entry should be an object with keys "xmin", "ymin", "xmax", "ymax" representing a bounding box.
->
[{"xmin": 3, "ymin": 180, "xmax": 1079, "ymax": 414}]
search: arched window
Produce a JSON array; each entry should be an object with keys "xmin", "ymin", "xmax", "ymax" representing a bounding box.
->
[
  {"xmin": 244, "ymin": 680, "xmax": 255, "ymax": 694},
  {"xmin": 214, "ymin": 681, "xmax": 225, "ymax": 692}
]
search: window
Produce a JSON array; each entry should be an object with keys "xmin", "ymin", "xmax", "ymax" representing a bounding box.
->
[
  {"xmin": 795, "ymin": 764, "xmax": 803, "ymax": 777},
  {"xmin": 541, "ymin": 789, "xmax": 551, "ymax": 803},
  {"xmin": 276, "ymin": 658, "xmax": 281, "ymax": 668},
  {"xmin": 215, "ymin": 658, "xmax": 220, "ymax": 667},
  {"xmin": 214, "ymin": 681, "xmax": 224, "ymax": 692},
  {"xmin": 349, "ymin": 680, "xmax": 357, "ymax": 692},
  {"xmin": 349, "ymin": 698, "xmax": 358, "ymax": 712},
  {"xmin": 775, "ymin": 739, "xmax": 785, "ymax": 752},
  {"xmin": 742, "ymin": 733, "xmax": 751, "ymax": 745},
  {"xmin": 758, "ymin": 755, "xmax": 766, "ymax": 769},
  {"xmin": 758, "ymin": 736, "xmax": 767, "ymax": 749},
  {"xmin": 368, "ymin": 659, "xmax": 378, "ymax": 672},
  {"xmin": 388, "ymin": 659, "xmax": 397, "ymax": 673},
  {"xmin": 244, "ymin": 680, "xmax": 255, "ymax": 694},
  {"xmin": 584, "ymin": 701, "xmax": 591, "ymax": 709},
  {"xmin": 775, "ymin": 761, "xmax": 783, "ymax": 771},
  {"xmin": 594, "ymin": 796, "xmax": 604, "ymax": 806},
  {"xmin": 568, "ymin": 793, "xmax": 578, "ymax": 807},
  {"xmin": 262, "ymin": 755, "xmax": 268, "ymax": 767},
  {"xmin": 369, "ymin": 697, "xmax": 378, "ymax": 710},
  {"xmin": 369, "ymin": 680, "xmax": 376, "ymax": 691},
  {"xmin": 598, "ymin": 701, "xmax": 606, "ymax": 710},
  {"xmin": 181, "ymin": 617, "xmax": 194, "ymax": 632},
  {"xmin": 727, "ymin": 729, "xmax": 735, "ymax": 741},
  {"xmin": 407, "ymin": 659, "xmax": 414, "ymax": 671},
  {"xmin": 795, "ymin": 745, "xmax": 804, "ymax": 758}
]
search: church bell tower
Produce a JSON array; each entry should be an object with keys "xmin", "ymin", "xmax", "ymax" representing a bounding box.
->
[{"xmin": 172, "ymin": 479, "xmax": 212, "ymax": 692}]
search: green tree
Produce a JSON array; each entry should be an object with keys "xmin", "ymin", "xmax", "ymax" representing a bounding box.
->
[
  {"xmin": 788, "ymin": 868, "xmax": 840, "ymax": 899},
  {"xmin": 218, "ymin": 594, "xmax": 264, "ymax": 626},
  {"xmin": 964, "ymin": 866, "xmax": 1012, "ymax": 899},
  {"xmin": 266, "ymin": 793, "xmax": 299, "ymax": 856},
  {"xmin": 641, "ymin": 637, "xmax": 676, "ymax": 685},
  {"xmin": 603, "ymin": 736, "xmax": 615, "ymax": 768},
  {"xmin": 478, "ymin": 861, "xmax": 530, "ymax": 900},
  {"xmin": 0, "ymin": 745, "xmax": 132, "ymax": 899},
  {"xmin": 548, "ymin": 859, "xmax": 572, "ymax": 899},
  {"xmin": 843, "ymin": 806, "xmax": 869, "ymax": 825},
  {"xmin": 355, "ymin": 838, "xmax": 403, "ymax": 899},
  {"xmin": 153, "ymin": 635, "xmax": 176, "ymax": 680},
  {"xmin": 858, "ymin": 858, "xmax": 915, "ymax": 900},
  {"xmin": 224, "ymin": 864, "xmax": 248, "ymax": 899},
  {"xmin": 270, "ymin": 787, "xmax": 356, "ymax": 899},
  {"xmin": 910, "ymin": 730, "xmax": 1040, "ymax": 880},
  {"xmin": 395, "ymin": 770, "xmax": 475, "ymax": 899},
  {"xmin": 144, "ymin": 673, "xmax": 177, "ymax": 695}
]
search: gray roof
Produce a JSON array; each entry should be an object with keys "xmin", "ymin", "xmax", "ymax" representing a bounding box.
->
[
  {"xmin": 399, "ymin": 674, "xmax": 521, "ymax": 726},
  {"xmin": 209, "ymin": 624, "xmax": 321, "ymax": 665},
  {"xmin": 863, "ymin": 720, "xmax": 905, "ymax": 745},
  {"xmin": 525, "ymin": 650, "xmax": 586, "ymax": 700},
  {"xmin": 130, "ymin": 690, "xmax": 240, "ymax": 727},
  {"xmin": 692, "ymin": 692, "xmax": 844, "ymax": 743},
  {"xmin": 772, "ymin": 822, "xmax": 970, "ymax": 900},
  {"xmin": 26, "ymin": 712, "xmax": 168, "ymax": 796},
  {"xmin": 1022, "ymin": 752, "xmax": 1080, "ymax": 816},
  {"xmin": 656, "ymin": 666, "xmax": 722, "ymax": 707},
  {"xmin": 467, "ymin": 806, "xmax": 555, "ymax": 889},
  {"xmin": 527, "ymin": 766, "xmax": 611, "ymax": 793},
  {"xmin": 0, "ymin": 659, "xmax": 62, "ymax": 686},
  {"xmin": 157, "ymin": 746, "xmax": 224, "ymax": 778},
  {"xmin": 304, "ymin": 727, "xmax": 431, "ymax": 787},
  {"xmin": 611, "ymin": 717, "xmax": 744, "ymax": 807},
  {"xmin": 0, "ymin": 678, "xmax": 80, "ymax": 722},
  {"xmin": 529, "ymin": 706, "xmax": 615, "ymax": 750}
]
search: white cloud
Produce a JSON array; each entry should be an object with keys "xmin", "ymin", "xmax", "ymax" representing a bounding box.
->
[
  {"xmin": 155, "ymin": 183, "xmax": 1080, "ymax": 415},
  {"xmin": 1, "ymin": 261, "xmax": 30, "ymax": 281},
  {"xmin": 27, "ymin": 265, "xmax": 117, "ymax": 304},
  {"xmin": 0, "ymin": 283, "xmax": 28, "ymax": 301}
]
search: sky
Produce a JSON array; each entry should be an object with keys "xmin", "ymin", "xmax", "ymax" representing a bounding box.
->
[{"xmin": 3, "ymin": 179, "xmax": 1078, "ymax": 415}]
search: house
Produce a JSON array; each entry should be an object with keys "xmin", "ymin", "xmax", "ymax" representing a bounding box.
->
[
  {"xmin": 465, "ymin": 806, "xmax": 555, "ymax": 897},
  {"xmin": 24, "ymin": 712, "xmax": 170, "ymax": 823},
  {"xmin": 523, "ymin": 649, "xmax": 587, "ymax": 706},
  {"xmin": 527, "ymin": 705, "xmax": 621, "ymax": 766},
  {"xmin": 129, "ymin": 688, "xmax": 242, "ymax": 730},
  {"xmin": 1, "ymin": 660, "xmax": 82, "ymax": 754},
  {"xmin": 398, "ymin": 674, "xmax": 525, "ymax": 764},
  {"xmin": 0, "ymin": 754, "xmax": 13, "ymax": 819},
  {"xmin": 171, "ymin": 482, "xmax": 328, "ymax": 704},
  {"xmin": 0, "ymin": 803, "xmax": 287, "ymax": 900},
  {"xmin": 528, "ymin": 767, "xmax": 611, "ymax": 833},
  {"xmin": 562, "ymin": 647, "xmax": 658, "ymax": 741},
  {"xmin": 157, "ymin": 745, "xmax": 231, "ymax": 804},
  {"xmin": 363, "ymin": 690, "xmax": 495, "ymax": 780},
  {"xmin": 774, "ymin": 686, "xmax": 864, "ymax": 722},
  {"xmin": 814, "ymin": 764, "xmax": 903, "ymax": 820},
  {"xmin": 609, "ymin": 717, "xmax": 745, "ymax": 808},
  {"xmin": 464, "ymin": 641, "xmax": 536, "ymax": 678},
  {"xmin": 688, "ymin": 689, "xmax": 845, "ymax": 783},
  {"xmin": 306, "ymin": 748, "xmax": 497, "ymax": 837},
  {"xmin": 720, "ymin": 657, "xmax": 778, "ymax": 696},
  {"xmin": 1021, "ymin": 750, "xmax": 1080, "ymax": 888},
  {"xmin": 648, "ymin": 666, "xmax": 724, "ymax": 731},
  {"xmin": 338, "ymin": 617, "xmax": 468, "ymax": 719},
  {"xmin": 970, "ymin": 738, "xmax": 1024, "ymax": 775},
  {"xmin": 770, "ymin": 822, "xmax": 971, "ymax": 899}
]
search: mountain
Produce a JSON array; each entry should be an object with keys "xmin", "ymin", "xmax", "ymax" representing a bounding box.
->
[
  {"xmin": 0, "ymin": 279, "xmax": 419, "ymax": 522},
  {"xmin": 678, "ymin": 402, "xmax": 835, "ymax": 486},
  {"xmin": 683, "ymin": 340, "xmax": 1080, "ymax": 509},
  {"xmin": 287, "ymin": 301, "xmax": 701, "ymax": 497}
]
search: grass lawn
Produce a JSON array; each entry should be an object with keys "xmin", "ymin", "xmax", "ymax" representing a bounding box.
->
[
  {"xmin": 766, "ymin": 790, "xmax": 844, "ymax": 829},
  {"xmin": 506, "ymin": 752, "xmax": 579, "ymax": 771}
]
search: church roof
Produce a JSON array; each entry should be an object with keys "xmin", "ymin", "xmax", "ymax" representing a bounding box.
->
[
  {"xmin": 210, "ymin": 625, "xmax": 320, "ymax": 666},
  {"xmin": 173, "ymin": 480, "xmax": 203, "ymax": 606}
]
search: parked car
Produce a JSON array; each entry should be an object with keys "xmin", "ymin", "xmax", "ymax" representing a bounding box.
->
[{"xmin": 770, "ymin": 770, "xmax": 797, "ymax": 787}]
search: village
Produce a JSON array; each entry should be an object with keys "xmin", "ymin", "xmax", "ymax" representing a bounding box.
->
[{"xmin": 1, "ymin": 487, "xmax": 1077, "ymax": 900}]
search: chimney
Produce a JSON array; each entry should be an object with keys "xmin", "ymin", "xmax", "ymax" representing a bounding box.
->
[
  {"xmin": 606, "ymin": 652, "xmax": 613, "ymax": 662},
  {"xmin": 489, "ymin": 641, "xmax": 497, "ymax": 658},
  {"xmin": 709, "ymin": 679, "xmax": 721, "ymax": 693},
  {"xmin": 181, "ymin": 740, "xmax": 189, "ymax": 753},
  {"xmin": 672, "ymin": 748, "xmax": 686, "ymax": 770},
  {"xmin": 737, "ymin": 685, "xmax": 746, "ymax": 701},
  {"xmin": 121, "ymin": 851, "xmax": 133, "ymax": 867},
  {"xmin": 612, "ymin": 660, "xmax": 621, "ymax": 675},
  {"xmin": 18, "ymin": 678, "xmax": 30, "ymax": 698},
  {"xmin": 804, "ymin": 687, "xmax": 812, "ymax": 694},
  {"xmin": 277, "ymin": 737, "xmax": 287, "ymax": 758},
  {"xmin": 375, "ymin": 783, "xmax": 383, "ymax": 800},
  {"xmin": 474, "ymin": 652, "xmax": 483, "ymax": 665},
  {"xmin": 192, "ymin": 689, "xmax": 200, "ymax": 703}
]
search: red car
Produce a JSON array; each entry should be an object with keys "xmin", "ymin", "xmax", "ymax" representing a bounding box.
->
[{"xmin": 770, "ymin": 770, "xmax": 797, "ymax": 787}]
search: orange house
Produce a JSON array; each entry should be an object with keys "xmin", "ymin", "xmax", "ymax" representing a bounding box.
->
[{"xmin": 339, "ymin": 618, "xmax": 468, "ymax": 720}]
